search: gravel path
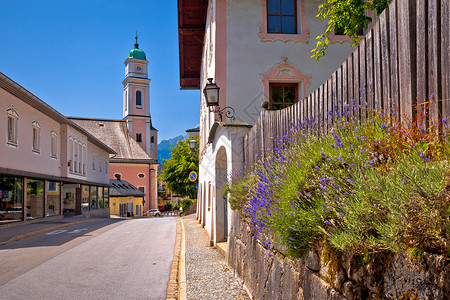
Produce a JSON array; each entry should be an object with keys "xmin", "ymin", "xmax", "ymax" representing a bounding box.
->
[{"xmin": 183, "ymin": 214, "xmax": 250, "ymax": 300}]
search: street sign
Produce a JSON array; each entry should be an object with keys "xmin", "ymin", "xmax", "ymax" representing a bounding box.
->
[{"xmin": 189, "ymin": 171, "xmax": 198, "ymax": 182}]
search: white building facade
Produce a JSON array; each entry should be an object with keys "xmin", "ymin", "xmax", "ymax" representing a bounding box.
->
[
  {"xmin": 0, "ymin": 73, "xmax": 115, "ymax": 224},
  {"xmin": 178, "ymin": 0, "xmax": 366, "ymax": 245}
]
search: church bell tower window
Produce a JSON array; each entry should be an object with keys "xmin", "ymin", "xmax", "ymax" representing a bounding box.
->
[{"xmin": 136, "ymin": 90, "xmax": 142, "ymax": 108}]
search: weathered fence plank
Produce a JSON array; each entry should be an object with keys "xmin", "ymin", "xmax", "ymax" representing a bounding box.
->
[
  {"xmin": 347, "ymin": 55, "xmax": 354, "ymax": 119},
  {"xmin": 359, "ymin": 39, "xmax": 367, "ymax": 122},
  {"xmin": 390, "ymin": 0, "xmax": 400, "ymax": 122},
  {"xmin": 373, "ymin": 20, "xmax": 383, "ymax": 113},
  {"xmin": 323, "ymin": 80, "xmax": 328, "ymax": 132},
  {"xmin": 428, "ymin": 0, "xmax": 440, "ymax": 129},
  {"xmin": 416, "ymin": 0, "xmax": 427, "ymax": 127},
  {"xmin": 380, "ymin": 8, "xmax": 391, "ymax": 116},
  {"xmin": 332, "ymin": 72, "xmax": 337, "ymax": 125},
  {"xmin": 328, "ymin": 77, "xmax": 333, "ymax": 128},
  {"xmin": 342, "ymin": 59, "xmax": 348, "ymax": 118},
  {"xmin": 354, "ymin": 48, "xmax": 360, "ymax": 120},
  {"xmin": 442, "ymin": 0, "xmax": 450, "ymax": 129},
  {"xmin": 337, "ymin": 66, "xmax": 343, "ymax": 119},
  {"xmin": 366, "ymin": 30, "xmax": 374, "ymax": 115}
]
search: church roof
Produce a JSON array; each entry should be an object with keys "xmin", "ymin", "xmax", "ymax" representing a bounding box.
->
[
  {"xmin": 68, "ymin": 117, "xmax": 157, "ymax": 163},
  {"xmin": 128, "ymin": 48, "xmax": 146, "ymax": 60},
  {"xmin": 127, "ymin": 35, "xmax": 147, "ymax": 60}
]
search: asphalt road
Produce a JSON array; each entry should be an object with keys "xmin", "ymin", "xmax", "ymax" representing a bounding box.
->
[{"xmin": 0, "ymin": 217, "xmax": 177, "ymax": 300}]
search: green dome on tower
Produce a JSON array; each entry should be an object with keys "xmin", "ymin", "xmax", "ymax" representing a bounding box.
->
[{"xmin": 128, "ymin": 34, "xmax": 147, "ymax": 60}]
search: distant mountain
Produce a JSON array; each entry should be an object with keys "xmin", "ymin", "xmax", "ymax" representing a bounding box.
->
[{"xmin": 158, "ymin": 135, "xmax": 187, "ymax": 164}]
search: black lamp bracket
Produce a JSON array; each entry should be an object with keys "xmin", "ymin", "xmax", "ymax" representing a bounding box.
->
[{"xmin": 208, "ymin": 106, "xmax": 236, "ymax": 122}]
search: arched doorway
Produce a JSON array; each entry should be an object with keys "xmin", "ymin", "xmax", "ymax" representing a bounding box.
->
[{"xmin": 215, "ymin": 146, "xmax": 228, "ymax": 243}]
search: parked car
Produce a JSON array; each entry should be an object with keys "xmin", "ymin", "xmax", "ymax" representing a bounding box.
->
[{"xmin": 146, "ymin": 209, "xmax": 161, "ymax": 217}]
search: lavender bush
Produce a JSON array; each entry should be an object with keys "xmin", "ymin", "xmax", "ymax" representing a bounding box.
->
[{"xmin": 229, "ymin": 105, "xmax": 450, "ymax": 258}]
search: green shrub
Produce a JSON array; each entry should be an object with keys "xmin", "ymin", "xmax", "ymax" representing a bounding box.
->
[
  {"xmin": 228, "ymin": 111, "xmax": 450, "ymax": 257},
  {"xmin": 181, "ymin": 199, "xmax": 192, "ymax": 211}
]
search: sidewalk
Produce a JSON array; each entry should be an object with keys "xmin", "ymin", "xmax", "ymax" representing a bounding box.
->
[
  {"xmin": 0, "ymin": 216, "xmax": 105, "ymax": 246},
  {"xmin": 181, "ymin": 214, "xmax": 250, "ymax": 300}
]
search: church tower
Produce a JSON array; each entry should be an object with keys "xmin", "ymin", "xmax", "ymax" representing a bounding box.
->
[{"xmin": 123, "ymin": 34, "xmax": 158, "ymax": 159}]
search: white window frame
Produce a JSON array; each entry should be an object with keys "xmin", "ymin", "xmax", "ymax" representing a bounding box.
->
[
  {"xmin": 32, "ymin": 120, "xmax": 41, "ymax": 153},
  {"xmin": 83, "ymin": 145, "xmax": 87, "ymax": 175},
  {"xmin": 78, "ymin": 142, "xmax": 82, "ymax": 173},
  {"xmin": 69, "ymin": 137, "xmax": 74, "ymax": 172},
  {"xmin": 6, "ymin": 107, "xmax": 19, "ymax": 146},
  {"xmin": 51, "ymin": 131, "xmax": 57, "ymax": 158}
]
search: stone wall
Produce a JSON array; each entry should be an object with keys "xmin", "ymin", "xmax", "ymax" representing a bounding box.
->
[{"xmin": 227, "ymin": 212, "xmax": 449, "ymax": 299}]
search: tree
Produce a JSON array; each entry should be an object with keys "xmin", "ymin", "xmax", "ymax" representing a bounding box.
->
[
  {"xmin": 311, "ymin": 0, "xmax": 392, "ymax": 61},
  {"xmin": 159, "ymin": 137, "xmax": 199, "ymax": 199}
]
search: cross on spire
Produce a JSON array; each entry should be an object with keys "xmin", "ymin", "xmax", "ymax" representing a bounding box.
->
[{"xmin": 134, "ymin": 31, "xmax": 139, "ymax": 49}]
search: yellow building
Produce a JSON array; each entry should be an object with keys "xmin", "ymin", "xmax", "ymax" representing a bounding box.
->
[{"xmin": 109, "ymin": 178, "xmax": 145, "ymax": 217}]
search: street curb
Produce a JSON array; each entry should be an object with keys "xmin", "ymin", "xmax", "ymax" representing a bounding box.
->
[
  {"xmin": 178, "ymin": 218, "xmax": 186, "ymax": 300},
  {"xmin": 0, "ymin": 219, "xmax": 103, "ymax": 246},
  {"xmin": 166, "ymin": 218, "xmax": 182, "ymax": 300}
]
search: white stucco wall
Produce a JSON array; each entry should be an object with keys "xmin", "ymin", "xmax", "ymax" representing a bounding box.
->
[
  {"xmin": 1, "ymin": 86, "xmax": 110, "ymax": 186},
  {"xmin": 65, "ymin": 126, "xmax": 110, "ymax": 185},
  {"xmin": 198, "ymin": 124, "xmax": 250, "ymax": 244},
  {"xmin": 0, "ymin": 88, "xmax": 61, "ymax": 177},
  {"xmin": 226, "ymin": 0, "xmax": 356, "ymax": 125}
]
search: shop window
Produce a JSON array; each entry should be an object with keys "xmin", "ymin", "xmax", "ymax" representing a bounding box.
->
[
  {"xmin": 267, "ymin": 0, "xmax": 297, "ymax": 34},
  {"xmin": 98, "ymin": 187, "xmax": 104, "ymax": 208},
  {"xmin": 27, "ymin": 179, "xmax": 44, "ymax": 219},
  {"xmin": 47, "ymin": 181, "xmax": 60, "ymax": 216},
  {"xmin": 91, "ymin": 186, "xmax": 98, "ymax": 209},
  {"xmin": 136, "ymin": 133, "xmax": 142, "ymax": 142},
  {"xmin": 63, "ymin": 185, "xmax": 76, "ymax": 214},
  {"xmin": 103, "ymin": 187, "xmax": 109, "ymax": 208},
  {"xmin": 136, "ymin": 90, "xmax": 142, "ymax": 107},
  {"xmin": 82, "ymin": 185, "xmax": 90, "ymax": 211},
  {"xmin": 0, "ymin": 176, "xmax": 23, "ymax": 223},
  {"xmin": 32, "ymin": 121, "xmax": 41, "ymax": 153},
  {"xmin": 51, "ymin": 131, "xmax": 57, "ymax": 158},
  {"xmin": 269, "ymin": 83, "xmax": 298, "ymax": 110},
  {"xmin": 7, "ymin": 107, "xmax": 19, "ymax": 146}
]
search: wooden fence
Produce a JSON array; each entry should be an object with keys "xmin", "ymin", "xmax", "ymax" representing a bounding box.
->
[{"xmin": 244, "ymin": 0, "xmax": 450, "ymax": 170}]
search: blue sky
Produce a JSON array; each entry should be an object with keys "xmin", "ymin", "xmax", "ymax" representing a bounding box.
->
[{"xmin": 0, "ymin": 0, "xmax": 200, "ymax": 141}]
